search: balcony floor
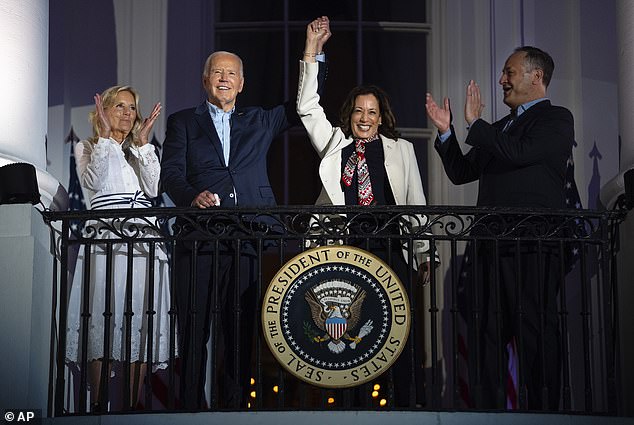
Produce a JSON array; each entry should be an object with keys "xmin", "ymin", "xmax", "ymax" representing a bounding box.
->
[{"xmin": 42, "ymin": 410, "xmax": 634, "ymax": 425}]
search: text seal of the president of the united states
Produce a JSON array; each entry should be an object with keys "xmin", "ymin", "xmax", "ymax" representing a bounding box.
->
[{"xmin": 262, "ymin": 245, "xmax": 411, "ymax": 388}]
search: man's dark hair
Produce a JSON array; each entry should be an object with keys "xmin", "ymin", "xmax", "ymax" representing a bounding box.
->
[
  {"xmin": 515, "ymin": 46, "xmax": 555, "ymax": 88},
  {"xmin": 338, "ymin": 85, "xmax": 400, "ymax": 140}
]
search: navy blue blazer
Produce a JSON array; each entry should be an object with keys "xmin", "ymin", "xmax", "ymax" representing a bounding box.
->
[
  {"xmin": 161, "ymin": 101, "xmax": 292, "ymax": 207},
  {"xmin": 435, "ymin": 100, "xmax": 574, "ymax": 208},
  {"xmin": 161, "ymin": 63, "xmax": 326, "ymax": 208}
]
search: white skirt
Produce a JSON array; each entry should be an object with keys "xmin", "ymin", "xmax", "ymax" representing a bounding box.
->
[{"xmin": 65, "ymin": 192, "xmax": 175, "ymax": 371}]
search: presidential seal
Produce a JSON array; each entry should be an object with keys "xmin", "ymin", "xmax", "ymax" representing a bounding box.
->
[{"xmin": 262, "ymin": 245, "xmax": 410, "ymax": 388}]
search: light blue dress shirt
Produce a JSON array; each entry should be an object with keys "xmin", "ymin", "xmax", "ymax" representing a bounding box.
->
[{"xmin": 206, "ymin": 101, "xmax": 234, "ymax": 165}]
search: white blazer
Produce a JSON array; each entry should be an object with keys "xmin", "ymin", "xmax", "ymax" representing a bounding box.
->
[{"xmin": 297, "ymin": 60, "xmax": 434, "ymax": 266}]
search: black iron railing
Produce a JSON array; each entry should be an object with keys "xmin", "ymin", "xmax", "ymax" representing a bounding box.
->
[{"xmin": 40, "ymin": 205, "xmax": 627, "ymax": 415}]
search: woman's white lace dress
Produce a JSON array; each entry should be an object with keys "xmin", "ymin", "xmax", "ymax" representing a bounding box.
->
[{"xmin": 66, "ymin": 137, "xmax": 173, "ymax": 370}]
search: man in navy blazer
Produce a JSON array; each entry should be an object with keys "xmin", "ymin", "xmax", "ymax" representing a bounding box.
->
[
  {"xmin": 426, "ymin": 46, "xmax": 574, "ymax": 410},
  {"xmin": 161, "ymin": 26, "xmax": 330, "ymax": 409}
]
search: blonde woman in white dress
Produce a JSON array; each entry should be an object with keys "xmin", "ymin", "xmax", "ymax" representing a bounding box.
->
[{"xmin": 66, "ymin": 86, "xmax": 172, "ymax": 411}]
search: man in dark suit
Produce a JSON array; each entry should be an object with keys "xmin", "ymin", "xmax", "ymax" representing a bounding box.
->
[
  {"xmin": 160, "ymin": 21, "xmax": 330, "ymax": 409},
  {"xmin": 425, "ymin": 46, "xmax": 574, "ymax": 410}
]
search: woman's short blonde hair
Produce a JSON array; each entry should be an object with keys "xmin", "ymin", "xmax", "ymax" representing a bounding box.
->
[{"xmin": 88, "ymin": 85, "xmax": 144, "ymax": 146}]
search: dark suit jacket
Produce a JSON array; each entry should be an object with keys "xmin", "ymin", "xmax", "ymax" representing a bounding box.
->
[
  {"xmin": 435, "ymin": 100, "xmax": 574, "ymax": 208},
  {"xmin": 161, "ymin": 62, "xmax": 326, "ymax": 208}
]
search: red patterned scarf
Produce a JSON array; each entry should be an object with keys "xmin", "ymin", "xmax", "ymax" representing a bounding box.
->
[{"xmin": 341, "ymin": 133, "xmax": 379, "ymax": 206}]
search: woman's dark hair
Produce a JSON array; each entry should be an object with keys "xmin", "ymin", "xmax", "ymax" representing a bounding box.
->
[{"xmin": 338, "ymin": 85, "xmax": 400, "ymax": 140}]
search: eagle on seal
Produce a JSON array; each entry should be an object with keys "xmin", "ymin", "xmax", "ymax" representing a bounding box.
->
[{"xmin": 305, "ymin": 280, "xmax": 371, "ymax": 354}]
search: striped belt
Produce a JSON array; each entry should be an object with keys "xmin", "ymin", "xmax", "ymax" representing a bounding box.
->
[{"xmin": 90, "ymin": 190, "xmax": 152, "ymax": 210}]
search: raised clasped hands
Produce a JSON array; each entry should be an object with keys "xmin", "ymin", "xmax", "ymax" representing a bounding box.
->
[
  {"xmin": 305, "ymin": 16, "xmax": 331, "ymax": 61},
  {"xmin": 139, "ymin": 102, "xmax": 162, "ymax": 146}
]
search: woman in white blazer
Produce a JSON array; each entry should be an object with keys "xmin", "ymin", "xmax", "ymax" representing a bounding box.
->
[
  {"xmin": 298, "ymin": 18, "xmax": 434, "ymax": 276},
  {"xmin": 298, "ymin": 17, "xmax": 432, "ymax": 407}
]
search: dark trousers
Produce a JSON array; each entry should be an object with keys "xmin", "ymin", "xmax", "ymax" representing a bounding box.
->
[
  {"xmin": 174, "ymin": 240, "xmax": 257, "ymax": 409},
  {"xmin": 472, "ymin": 241, "xmax": 561, "ymax": 410}
]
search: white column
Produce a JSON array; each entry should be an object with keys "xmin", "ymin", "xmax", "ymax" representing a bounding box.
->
[
  {"xmin": 0, "ymin": 0, "xmax": 66, "ymax": 210},
  {"xmin": 0, "ymin": 0, "xmax": 47, "ymax": 168},
  {"xmin": 608, "ymin": 0, "xmax": 634, "ymax": 415},
  {"xmin": 616, "ymin": 1, "xmax": 634, "ymax": 172},
  {"xmin": 601, "ymin": 0, "xmax": 634, "ymax": 208},
  {"xmin": 0, "ymin": 0, "xmax": 59, "ymax": 415}
]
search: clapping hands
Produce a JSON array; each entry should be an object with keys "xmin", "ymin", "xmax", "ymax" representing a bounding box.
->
[
  {"xmin": 425, "ymin": 93, "xmax": 451, "ymax": 134},
  {"xmin": 94, "ymin": 93, "xmax": 112, "ymax": 140},
  {"xmin": 139, "ymin": 102, "xmax": 162, "ymax": 146},
  {"xmin": 426, "ymin": 80, "xmax": 485, "ymax": 133}
]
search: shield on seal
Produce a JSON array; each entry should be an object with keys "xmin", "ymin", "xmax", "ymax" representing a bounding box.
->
[{"xmin": 325, "ymin": 315, "xmax": 347, "ymax": 340}]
